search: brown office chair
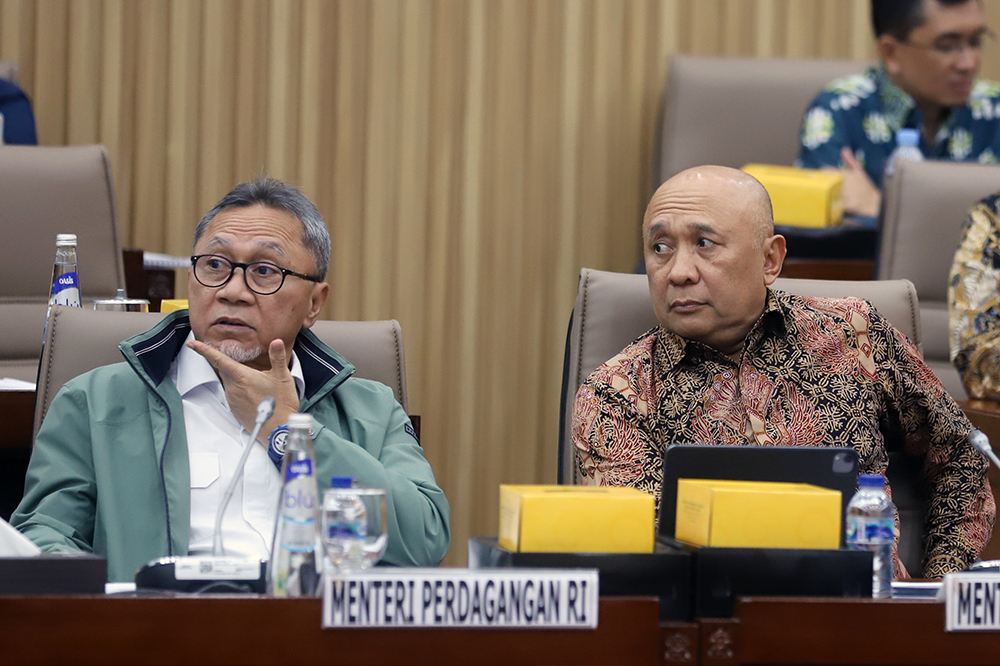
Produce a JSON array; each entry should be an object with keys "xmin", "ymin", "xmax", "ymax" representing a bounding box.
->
[
  {"xmin": 655, "ymin": 55, "xmax": 861, "ymax": 185},
  {"xmin": 559, "ymin": 268, "xmax": 927, "ymax": 574},
  {"xmin": 878, "ymin": 159, "xmax": 1000, "ymax": 399},
  {"xmin": 0, "ymin": 145, "xmax": 125, "ymax": 382},
  {"xmin": 34, "ymin": 306, "xmax": 410, "ymax": 440}
]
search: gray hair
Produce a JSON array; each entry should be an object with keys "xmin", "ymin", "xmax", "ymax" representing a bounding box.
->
[{"xmin": 193, "ymin": 176, "xmax": 331, "ymax": 280}]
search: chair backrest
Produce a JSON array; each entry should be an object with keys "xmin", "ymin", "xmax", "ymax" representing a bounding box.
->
[
  {"xmin": 656, "ymin": 55, "xmax": 862, "ymax": 185},
  {"xmin": 877, "ymin": 159, "xmax": 1000, "ymax": 398},
  {"xmin": 0, "ymin": 145, "xmax": 124, "ymax": 382},
  {"xmin": 559, "ymin": 267, "xmax": 927, "ymax": 573},
  {"xmin": 0, "ymin": 61, "xmax": 17, "ymax": 84},
  {"xmin": 34, "ymin": 306, "xmax": 409, "ymax": 439}
]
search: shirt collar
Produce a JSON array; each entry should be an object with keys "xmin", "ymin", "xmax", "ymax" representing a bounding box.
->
[
  {"xmin": 874, "ymin": 65, "xmax": 956, "ymax": 141},
  {"xmin": 654, "ymin": 291, "xmax": 786, "ymax": 370},
  {"xmin": 172, "ymin": 331, "xmax": 305, "ymax": 400}
]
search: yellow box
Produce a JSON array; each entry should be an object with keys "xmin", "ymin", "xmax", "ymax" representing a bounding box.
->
[
  {"xmin": 159, "ymin": 299, "xmax": 188, "ymax": 313},
  {"xmin": 675, "ymin": 479, "xmax": 841, "ymax": 549},
  {"xmin": 742, "ymin": 164, "xmax": 843, "ymax": 228},
  {"xmin": 498, "ymin": 485, "xmax": 655, "ymax": 553}
]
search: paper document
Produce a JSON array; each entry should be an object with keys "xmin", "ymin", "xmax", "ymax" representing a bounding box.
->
[
  {"xmin": 0, "ymin": 377, "xmax": 35, "ymax": 391},
  {"xmin": 0, "ymin": 517, "xmax": 40, "ymax": 557}
]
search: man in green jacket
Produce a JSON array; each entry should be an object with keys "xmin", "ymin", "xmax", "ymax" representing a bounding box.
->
[{"xmin": 12, "ymin": 177, "xmax": 450, "ymax": 582}]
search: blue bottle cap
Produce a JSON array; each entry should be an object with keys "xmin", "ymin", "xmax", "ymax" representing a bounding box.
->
[
  {"xmin": 896, "ymin": 128, "xmax": 920, "ymax": 147},
  {"xmin": 330, "ymin": 476, "xmax": 356, "ymax": 489},
  {"xmin": 858, "ymin": 474, "xmax": 885, "ymax": 487}
]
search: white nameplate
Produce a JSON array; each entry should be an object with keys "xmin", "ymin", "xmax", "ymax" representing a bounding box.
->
[
  {"xmin": 943, "ymin": 572, "xmax": 1000, "ymax": 631},
  {"xmin": 172, "ymin": 557, "xmax": 261, "ymax": 580},
  {"xmin": 322, "ymin": 568, "xmax": 599, "ymax": 629}
]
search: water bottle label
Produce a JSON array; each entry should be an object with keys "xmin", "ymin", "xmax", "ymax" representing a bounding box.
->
[
  {"xmin": 50, "ymin": 271, "xmax": 81, "ymax": 306},
  {"xmin": 278, "ymin": 515, "xmax": 317, "ymax": 552},
  {"xmin": 847, "ymin": 516, "xmax": 894, "ymax": 543},
  {"xmin": 285, "ymin": 458, "xmax": 313, "ymax": 482}
]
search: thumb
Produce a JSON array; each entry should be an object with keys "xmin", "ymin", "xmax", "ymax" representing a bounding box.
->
[
  {"xmin": 268, "ymin": 339, "xmax": 291, "ymax": 376},
  {"xmin": 840, "ymin": 147, "xmax": 863, "ymax": 172}
]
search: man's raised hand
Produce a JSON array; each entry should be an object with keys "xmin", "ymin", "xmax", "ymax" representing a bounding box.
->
[{"xmin": 186, "ymin": 338, "xmax": 300, "ymax": 442}]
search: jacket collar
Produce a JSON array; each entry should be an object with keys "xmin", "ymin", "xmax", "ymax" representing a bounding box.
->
[{"xmin": 118, "ymin": 309, "xmax": 355, "ymax": 402}]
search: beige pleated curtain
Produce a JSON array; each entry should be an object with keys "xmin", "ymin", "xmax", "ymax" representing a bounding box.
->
[{"xmin": 4, "ymin": 0, "xmax": 998, "ymax": 565}]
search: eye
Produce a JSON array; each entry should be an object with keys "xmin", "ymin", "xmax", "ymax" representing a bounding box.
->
[
  {"xmin": 251, "ymin": 263, "xmax": 281, "ymax": 277},
  {"xmin": 205, "ymin": 257, "xmax": 228, "ymax": 270},
  {"xmin": 652, "ymin": 242, "xmax": 668, "ymax": 254},
  {"xmin": 696, "ymin": 237, "xmax": 716, "ymax": 248}
]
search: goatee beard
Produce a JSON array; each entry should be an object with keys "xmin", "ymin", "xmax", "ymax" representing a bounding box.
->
[{"xmin": 213, "ymin": 341, "xmax": 262, "ymax": 364}]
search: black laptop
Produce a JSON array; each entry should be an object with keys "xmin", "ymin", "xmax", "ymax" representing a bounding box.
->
[{"xmin": 657, "ymin": 444, "xmax": 859, "ymax": 548}]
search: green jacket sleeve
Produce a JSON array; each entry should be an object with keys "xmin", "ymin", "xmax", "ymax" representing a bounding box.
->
[
  {"xmin": 309, "ymin": 381, "xmax": 450, "ymax": 567},
  {"xmin": 11, "ymin": 384, "xmax": 97, "ymax": 554}
]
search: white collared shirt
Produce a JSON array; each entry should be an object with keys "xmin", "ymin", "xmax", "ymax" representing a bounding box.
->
[{"xmin": 169, "ymin": 332, "xmax": 305, "ymax": 560}]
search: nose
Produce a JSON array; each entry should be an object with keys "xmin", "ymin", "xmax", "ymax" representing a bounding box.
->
[
  {"xmin": 216, "ymin": 265, "xmax": 256, "ymax": 303},
  {"xmin": 667, "ymin": 246, "xmax": 700, "ymax": 285},
  {"xmin": 955, "ymin": 42, "xmax": 979, "ymax": 72}
]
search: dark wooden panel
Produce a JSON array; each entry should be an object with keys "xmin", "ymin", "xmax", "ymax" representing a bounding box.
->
[
  {"xmin": 779, "ymin": 259, "xmax": 875, "ymax": 281},
  {"xmin": 0, "ymin": 595, "xmax": 661, "ymax": 666},
  {"xmin": 735, "ymin": 597, "xmax": 1000, "ymax": 665},
  {"xmin": 0, "ymin": 391, "xmax": 34, "ymax": 450}
]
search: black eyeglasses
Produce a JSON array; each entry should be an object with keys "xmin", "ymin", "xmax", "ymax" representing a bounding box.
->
[
  {"xmin": 191, "ymin": 254, "xmax": 321, "ymax": 295},
  {"xmin": 903, "ymin": 28, "xmax": 995, "ymax": 59}
]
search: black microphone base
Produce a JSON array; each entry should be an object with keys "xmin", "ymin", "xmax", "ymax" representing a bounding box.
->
[{"xmin": 135, "ymin": 557, "xmax": 267, "ymax": 594}]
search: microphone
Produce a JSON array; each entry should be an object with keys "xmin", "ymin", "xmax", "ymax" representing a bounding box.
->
[
  {"xmin": 969, "ymin": 429, "xmax": 1000, "ymax": 469},
  {"xmin": 135, "ymin": 396, "xmax": 276, "ymax": 594},
  {"xmin": 213, "ymin": 396, "xmax": 276, "ymax": 557}
]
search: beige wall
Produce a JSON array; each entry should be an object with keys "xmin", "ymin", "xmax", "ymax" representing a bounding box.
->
[{"xmin": 2, "ymin": 0, "xmax": 997, "ymax": 564}]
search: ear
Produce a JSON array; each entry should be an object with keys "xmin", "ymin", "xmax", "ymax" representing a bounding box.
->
[
  {"xmin": 878, "ymin": 34, "xmax": 902, "ymax": 77},
  {"xmin": 762, "ymin": 234, "xmax": 786, "ymax": 286},
  {"xmin": 302, "ymin": 281, "xmax": 330, "ymax": 328}
]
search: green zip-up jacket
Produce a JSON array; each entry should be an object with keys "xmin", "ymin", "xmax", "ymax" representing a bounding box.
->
[{"xmin": 12, "ymin": 311, "xmax": 450, "ymax": 582}]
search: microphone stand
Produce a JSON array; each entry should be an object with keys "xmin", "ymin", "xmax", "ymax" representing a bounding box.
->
[
  {"xmin": 969, "ymin": 429, "xmax": 1000, "ymax": 469},
  {"xmin": 135, "ymin": 396, "xmax": 276, "ymax": 593},
  {"xmin": 213, "ymin": 397, "xmax": 276, "ymax": 557}
]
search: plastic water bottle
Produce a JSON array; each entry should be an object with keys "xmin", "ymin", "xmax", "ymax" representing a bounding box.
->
[
  {"xmin": 48, "ymin": 234, "xmax": 82, "ymax": 309},
  {"xmin": 43, "ymin": 234, "xmax": 82, "ymax": 343},
  {"xmin": 322, "ymin": 476, "xmax": 367, "ymax": 572},
  {"xmin": 268, "ymin": 413, "xmax": 322, "ymax": 597},
  {"xmin": 883, "ymin": 128, "xmax": 923, "ymax": 179},
  {"xmin": 846, "ymin": 474, "xmax": 895, "ymax": 599}
]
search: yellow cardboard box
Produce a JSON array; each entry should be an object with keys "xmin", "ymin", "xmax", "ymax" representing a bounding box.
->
[
  {"xmin": 675, "ymin": 479, "xmax": 841, "ymax": 549},
  {"xmin": 498, "ymin": 485, "xmax": 655, "ymax": 553},
  {"xmin": 742, "ymin": 164, "xmax": 843, "ymax": 228},
  {"xmin": 159, "ymin": 299, "xmax": 188, "ymax": 313}
]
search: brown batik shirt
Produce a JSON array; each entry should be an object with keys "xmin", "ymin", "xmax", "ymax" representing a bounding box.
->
[{"xmin": 573, "ymin": 289, "xmax": 995, "ymax": 579}]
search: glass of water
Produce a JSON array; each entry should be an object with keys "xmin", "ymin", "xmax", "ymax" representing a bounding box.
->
[
  {"xmin": 321, "ymin": 486, "xmax": 388, "ymax": 571},
  {"xmin": 355, "ymin": 488, "xmax": 388, "ymax": 568}
]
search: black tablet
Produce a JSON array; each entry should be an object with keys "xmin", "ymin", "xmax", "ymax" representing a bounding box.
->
[{"xmin": 657, "ymin": 444, "xmax": 859, "ymax": 547}]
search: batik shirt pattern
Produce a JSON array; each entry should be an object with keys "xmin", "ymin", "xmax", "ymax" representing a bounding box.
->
[
  {"xmin": 796, "ymin": 66, "xmax": 1000, "ymax": 188},
  {"xmin": 949, "ymin": 193, "xmax": 1000, "ymax": 399},
  {"xmin": 573, "ymin": 289, "xmax": 995, "ymax": 580}
]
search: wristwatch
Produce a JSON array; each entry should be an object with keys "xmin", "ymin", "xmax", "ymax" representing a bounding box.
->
[{"xmin": 267, "ymin": 425, "xmax": 289, "ymax": 469}]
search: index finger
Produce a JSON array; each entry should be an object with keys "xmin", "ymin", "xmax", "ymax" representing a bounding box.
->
[
  {"xmin": 840, "ymin": 147, "xmax": 862, "ymax": 171},
  {"xmin": 186, "ymin": 339, "xmax": 246, "ymax": 377}
]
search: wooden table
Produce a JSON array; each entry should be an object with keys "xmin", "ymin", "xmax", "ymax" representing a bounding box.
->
[
  {"xmin": 0, "ymin": 390, "xmax": 33, "ymax": 449},
  {"xmin": 2, "ymin": 594, "xmax": 1000, "ymax": 665},
  {"xmin": 0, "ymin": 595, "xmax": 661, "ymax": 666}
]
